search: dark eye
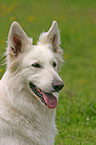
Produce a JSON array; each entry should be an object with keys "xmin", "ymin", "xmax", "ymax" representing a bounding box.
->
[
  {"xmin": 32, "ymin": 63, "xmax": 41, "ymax": 68},
  {"xmin": 53, "ymin": 61, "xmax": 56, "ymax": 67}
]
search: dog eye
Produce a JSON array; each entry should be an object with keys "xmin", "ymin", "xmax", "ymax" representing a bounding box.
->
[
  {"xmin": 32, "ymin": 63, "xmax": 41, "ymax": 68},
  {"xmin": 53, "ymin": 61, "xmax": 56, "ymax": 67}
]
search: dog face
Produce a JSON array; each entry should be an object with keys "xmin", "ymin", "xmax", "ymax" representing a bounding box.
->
[{"xmin": 7, "ymin": 21, "xmax": 64, "ymax": 109}]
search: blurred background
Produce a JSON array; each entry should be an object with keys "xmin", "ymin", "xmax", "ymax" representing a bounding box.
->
[{"xmin": 0, "ymin": 0, "xmax": 96, "ymax": 144}]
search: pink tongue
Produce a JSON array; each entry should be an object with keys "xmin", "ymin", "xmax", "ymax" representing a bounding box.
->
[{"xmin": 42, "ymin": 92, "xmax": 58, "ymax": 109}]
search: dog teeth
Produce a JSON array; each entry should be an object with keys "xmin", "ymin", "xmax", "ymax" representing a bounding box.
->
[
  {"xmin": 41, "ymin": 98, "xmax": 44, "ymax": 102},
  {"xmin": 41, "ymin": 98, "xmax": 47, "ymax": 106},
  {"xmin": 36, "ymin": 91, "xmax": 42, "ymax": 98},
  {"xmin": 36, "ymin": 87, "xmax": 41, "ymax": 93},
  {"xmin": 29, "ymin": 82, "xmax": 46, "ymax": 106},
  {"xmin": 34, "ymin": 87, "xmax": 43, "ymax": 98}
]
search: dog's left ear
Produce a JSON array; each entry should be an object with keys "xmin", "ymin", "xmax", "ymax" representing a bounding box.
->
[
  {"xmin": 47, "ymin": 21, "xmax": 60, "ymax": 51},
  {"xmin": 38, "ymin": 21, "xmax": 60, "ymax": 52}
]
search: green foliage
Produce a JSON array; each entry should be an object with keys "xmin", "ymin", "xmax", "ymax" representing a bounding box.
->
[{"xmin": 0, "ymin": 0, "xmax": 96, "ymax": 144}]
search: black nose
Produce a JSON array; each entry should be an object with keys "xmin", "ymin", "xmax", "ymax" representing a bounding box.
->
[{"xmin": 52, "ymin": 80, "xmax": 64, "ymax": 92}]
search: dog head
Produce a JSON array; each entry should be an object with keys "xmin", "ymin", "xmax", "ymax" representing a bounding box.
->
[{"xmin": 7, "ymin": 21, "xmax": 64, "ymax": 109}]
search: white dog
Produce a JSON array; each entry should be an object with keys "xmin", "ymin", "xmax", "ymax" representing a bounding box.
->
[{"xmin": 0, "ymin": 21, "xmax": 64, "ymax": 145}]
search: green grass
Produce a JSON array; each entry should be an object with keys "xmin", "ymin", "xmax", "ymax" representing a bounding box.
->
[{"xmin": 0, "ymin": 0, "xmax": 96, "ymax": 144}]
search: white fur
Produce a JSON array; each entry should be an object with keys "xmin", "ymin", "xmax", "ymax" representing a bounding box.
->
[{"xmin": 0, "ymin": 21, "xmax": 63, "ymax": 145}]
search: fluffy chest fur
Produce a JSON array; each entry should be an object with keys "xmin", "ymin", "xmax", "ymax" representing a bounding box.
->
[{"xmin": 0, "ymin": 74, "xmax": 56, "ymax": 145}]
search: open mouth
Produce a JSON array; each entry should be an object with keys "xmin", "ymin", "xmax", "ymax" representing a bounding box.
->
[{"xmin": 29, "ymin": 82, "xmax": 57, "ymax": 109}]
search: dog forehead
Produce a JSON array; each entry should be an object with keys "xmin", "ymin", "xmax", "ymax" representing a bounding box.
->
[{"xmin": 27, "ymin": 44, "xmax": 55, "ymax": 63}]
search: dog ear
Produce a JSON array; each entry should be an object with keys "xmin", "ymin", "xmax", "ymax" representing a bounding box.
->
[
  {"xmin": 47, "ymin": 21, "xmax": 60, "ymax": 51},
  {"xmin": 8, "ymin": 21, "xmax": 32, "ymax": 56},
  {"xmin": 38, "ymin": 21, "xmax": 60, "ymax": 52}
]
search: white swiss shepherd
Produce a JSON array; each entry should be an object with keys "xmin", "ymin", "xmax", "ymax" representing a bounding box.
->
[{"xmin": 0, "ymin": 21, "xmax": 64, "ymax": 145}]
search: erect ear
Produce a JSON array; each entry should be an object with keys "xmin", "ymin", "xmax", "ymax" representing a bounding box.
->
[
  {"xmin": 47, "ymin": 21, "xmax": 60, "ymax": 51},
  {"xmin": 8, "ymin": 21, "xmax": 32, "ymax": 56},
  {"xmin": 38, "ymin": 21, "xmax": 60, "ymax": 52}
]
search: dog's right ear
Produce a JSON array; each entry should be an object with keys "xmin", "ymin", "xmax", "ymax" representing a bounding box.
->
[{"xmin": 8, "ymin": 22, "xmax": 32, "ymax": 56}]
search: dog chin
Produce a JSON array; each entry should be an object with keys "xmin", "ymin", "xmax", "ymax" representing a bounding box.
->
[{"xmin": 29, "ymin": 82, "xmax": 58, "ymax": 109}]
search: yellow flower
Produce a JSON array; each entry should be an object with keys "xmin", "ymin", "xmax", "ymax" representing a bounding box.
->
[
  {"xmin": 6, "ymin": 5, "xmax": 14, "ymax": 13},
  {"xmin": 64, "ymin": 53, "xmax": 69, "ymax": 59},
  {"xmin": 1, "ymin": 4, "xmax": 7, "ymax": 10},
  {"xmin": 10, "ymin": 16, "xmax": 16, "ymax": 22},
  {"xmin": 78, "ymin": 79, "xmax": 86, "ymax": 84},
  {"xmin": 0, "ymin": 69, "xmax": 2, "ymax": 73},
  {"xmin": 13, "ymin": 1, "xmax": 19, "ymax": 7},
  {"xmin": 27, "ymin": 16, "xmax": 34, "ymax": 22},
  {"xmin": 6, "ymin": 2, "xmax": 19, "ymax": 13}
]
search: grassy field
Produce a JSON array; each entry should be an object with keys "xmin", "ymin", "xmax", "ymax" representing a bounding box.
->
[{"xmin": 0, "ymin": 0, "xmax": 96, "ymax": 144}]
